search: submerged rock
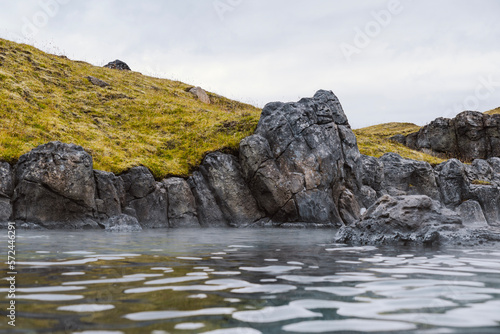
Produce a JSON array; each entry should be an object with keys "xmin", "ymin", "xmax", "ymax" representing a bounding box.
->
[{"xmin": 336, "ymin": 195, "xmax": 463, "ymax": 245}]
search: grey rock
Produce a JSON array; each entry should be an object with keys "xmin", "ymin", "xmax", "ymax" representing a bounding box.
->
[
  {"xmin": 12, "ymin": 142, "xmax": 98, "ymax": 228},
  {"xmin": 338, "ymin": 188, "xmax": 361, "ymax": 225},
  {"xmin": 0, "ymin": 197, "xmax": 12, "ymax": 222},
  {"xmin": 127, "ymin": 183, "xmax": 168, "ymax": 228},
  {"xmin": 189, "ymin": 86, "xmax": 211, "ymax": 104},
  {"xmin": 400, "ymin": 111, "xmax": 500, "ymax": 160},
  {"xmin": 188, "ymin": 171, "xmax": 228, "ymax": 227},
  {"xmin": 241, "ymin": 90, "xmax": 360, "ymax": 226},
  {"xmin": 101, "ymin": 214, "xmax": 142, "ymax": 232},
  {"xmin": 457, "ymin": 200, "xmax": 488, "ymax": 228},
  {"xmin": 379, "ymin": 153, "xmax": 440, "ymax": 199},
  {"xmin": 104, "ymin": 59, "xmax": 131, "ymax": 71},
  {"xmin": 359, "ymin": 155, "xmax": 383, "ymax": 191},
  {"xmin": 435, "ymin": 159, "xmax": 469, "ymax": 206},
  {"xmin": 0, "ymin": 162, "xmax": 14, "ymax": 197},
  {"xmin": 94, "ymin": 170, "xmax": 124, "ymax": 220},
  {"xmin": 121, "ymin": 166, "xmax": 156, "ymax": 201},
  {"xmin": 336, "ymin": 195, "xmax": 463, "ymax": 245},
  {"xmin": 469, "ymin": 185, "xmax": 500, "ymax": 226},
  {"xmin": 201, "ymin": 152, "xmax": 264, "ymax": 226},
  {"xmin": 164, "ymin": 177, "xmax": 199, "ymax": 227},
  {"xmin": 389, "ymin": 134, "xmax": 406, "ymax": 145},
  {"xmin": 87, "ymin": 76, "xmax": 110, "ymax": 87}
]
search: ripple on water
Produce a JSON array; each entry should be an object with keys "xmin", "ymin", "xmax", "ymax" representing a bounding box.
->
[
  {"xmin": 200, "ymin": 329, "xmax": 262, "ymax": 334},
  {"xmin": 123, "ymin": 307, "xmax": 235, "ymax": 321},
  {"xmin": 16, "ymin": 294, "xmax": 84, "ymax": 301},
  {"xmin": 58, "ymin": 304, "xmax": 115, "ymax": 312},
  {"xmin": 232, "ymin": 305, "xmax": 321, "ymax": 323},
  {"xmin": 282, "ymin": 319, "xmax": 417, "ymax": 333},
  {"xmin": 175, "ymin": 322, "xmax": 205, "ymax": 330}
]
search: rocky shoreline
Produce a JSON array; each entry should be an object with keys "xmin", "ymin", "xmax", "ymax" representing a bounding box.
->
[{"xmin": 1, "ymin": 90, "xmax": 499, "ymax": 245}]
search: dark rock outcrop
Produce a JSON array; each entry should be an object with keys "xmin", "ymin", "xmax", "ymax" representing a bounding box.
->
[
  {"xmin": 164, "ymin": 178, "xmax": 199, "ymax": 227},
  {"xmin": 104, "ymin": 59, "xmax": 131, "ymax": 71},
  {"xmin": 120, "ymin": 167, "xmax": 168, "ymax": 228},
  {"xmin": 394, "ymin": 111, "xmax": 500, "ymax": 161},
  {"xmin": 240, "ymin": 90, "xmax": 361, "ymax": 226},
  {"xmin": 12, "ymin": 142, "xmax": 99, "ymax": 229}
]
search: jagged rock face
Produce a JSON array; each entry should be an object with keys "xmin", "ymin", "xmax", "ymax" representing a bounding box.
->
[
  {"xmin": 240, "ymin": 90, "xmax": 361, "ymax": 226},
  {"xmin": 198, "ymin": 152, "xmax": 264, "ymax": 226},
  {"xmin": 12, "ymin": 142, "xmax": 98, "ymax": 228},
  {"xmin": 164, "ymin": 178, "xmax": 199, "ymax": 227},
  {"xmin": 0, "ymin": 162, "xmax": 13, "ymax": 222},
  {"xmin": 94, "ymin": 170, "xmax": 125, "ymax": 220},
  {"xmin": 188, "ymin": 171, "xmax": 228, "ymax": 227},
  {"xmin": 400, "ymin": 111, "xmax": 500, "ymax": 161},
  {"xmin": 336, "ymin": 195, "xmax": 463, "ymax": 245},
  {"xmin": 120, "ymin": 167, "xmax": 168, "ymax": 228}
]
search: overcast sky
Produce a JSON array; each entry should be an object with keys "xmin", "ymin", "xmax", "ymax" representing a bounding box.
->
[{"xmin": 1, "ymin": 0, "xmax": 499, "ymax": 128}]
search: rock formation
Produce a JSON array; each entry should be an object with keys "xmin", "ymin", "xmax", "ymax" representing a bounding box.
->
[
  {"xmin": 104, "ymin": 60, "xmax": 131, "ymax": 71},
  {"xmin": 0, "ymin": 90, "xmax": 499, "ymax": 245},
  {"xmin": 392, "ymin": 111, "xmax": 500, "ymax": 161},
  {"xmin": 189, "ymin": 86, "xmax": 211, "ymax": 104}
]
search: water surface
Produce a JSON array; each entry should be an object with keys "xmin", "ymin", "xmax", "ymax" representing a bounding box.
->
[{"xmin": 1, "ymin": 229, "xmax": 500, "ymax": 333}]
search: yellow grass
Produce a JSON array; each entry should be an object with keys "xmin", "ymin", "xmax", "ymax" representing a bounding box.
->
[
  {"xmin": 0, "ymin": 38, "xmax": 261, "ymax": 178},
  {"xmin": 354, "ymin": 122, "xmax": 446, "ymax": 165},
  {"xmin": 485, "ymin": 107, "xmax": 500, "ymax": 115}
]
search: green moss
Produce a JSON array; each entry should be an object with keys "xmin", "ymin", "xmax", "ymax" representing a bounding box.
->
[
  {"xmin": 0, "ymin": 38, "xmax": 261, "ymax": 178},
  {"xmin": 471, "ymin": 179, "xmax": 492, "ymax": 186}
]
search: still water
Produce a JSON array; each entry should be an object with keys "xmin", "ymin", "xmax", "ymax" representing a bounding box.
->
[{"xmin": 1, "ymin": 229, "xmax": 500, "ymax": 334}]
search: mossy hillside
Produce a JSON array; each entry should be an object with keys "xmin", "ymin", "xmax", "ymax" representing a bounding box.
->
[
  {"xmin": 0, "ymin": 38, "xmax": 261, "ymax": 178},
  {"xmin": 354, "ymin": 122, "xmax": 446, "ymax": 165}
]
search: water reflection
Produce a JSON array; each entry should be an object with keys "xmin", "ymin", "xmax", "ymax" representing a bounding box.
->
[{"xmin": 1, "ymin": 229, "xmax": 499, "ymax": 333}]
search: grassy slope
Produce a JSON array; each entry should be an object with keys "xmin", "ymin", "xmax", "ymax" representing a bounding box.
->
[
  {"xmin": 0, "ymin": 39, "xmax": 261, "ymax": 178},
  {"xmin": 354, "ymin": 122, "xmax": 446, "ymax": 165},
  {"xmin": 0, "ymin": 39, "xmax": 453, "ymax": 178},
  {"xmin": 486, "ymin": 107, "xmax": 500, "ymax": 115}
]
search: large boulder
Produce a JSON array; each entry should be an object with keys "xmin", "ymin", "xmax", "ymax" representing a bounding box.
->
[
  {"xmin": 12, "ymin": 142, "xmax": 99, "ymax": 229},
  {"xmin": 189, "ymin": 86, "xmax": 211, "ymax": 104},
  {"xmin": 164, "ymin": 178, "xmax": 199, "ymax": 227},
  {"xmin": 336, "ymin": 195, "xmax": 463, "ymax": 245},
  {"xmin": 104, "ymin": 59, "xmax": 131, "ymax": 71},
  {"xmin": 120, "ymin": 167, "xmax": 168, "ymax": 228},
  {"xmin": 240, "ymin": 90, "xmax": 361, "ymax": 226}
]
